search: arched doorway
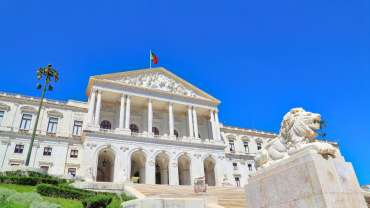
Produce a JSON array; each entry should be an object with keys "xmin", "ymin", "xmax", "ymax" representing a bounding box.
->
[
  {"xmin": 96, "ymin": 148, "xmax": 115, "ymax": 182},
  {"xmin": 130, "ymin": 150, "xmax": 146, "ymax": 184},
  {"xmin": 204, "ymin": 156, "xmax": 216, "ymax": 186},
  {"xmin": 178, "ymin": 154, "xmax": 191, "ymax": 185},
  {"xmin": 155, "ymin": 152, "xmax": 170, "ymax": 184}
]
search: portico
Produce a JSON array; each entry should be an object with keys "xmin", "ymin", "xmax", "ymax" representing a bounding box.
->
[{"xmin": 86, "ymin": 89, "xmax": 221, "ymax": 142}]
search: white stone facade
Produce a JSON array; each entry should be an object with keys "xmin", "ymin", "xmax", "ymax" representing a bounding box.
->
[{"xmin": 0, "ymin": 67, "xmax": 276, "ymax": 187}]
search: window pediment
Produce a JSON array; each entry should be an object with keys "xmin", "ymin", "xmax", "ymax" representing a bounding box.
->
[
  {"xmin": 47, "ymin": 110, "xmax": 64, "ymax": 118},
  {"xmin": 0, "ymin": 103, "xmax": 11, "ymax": 111},
  {"xmin": 20, "ymin": 106, "xmax": 37, "ymax": 114}
]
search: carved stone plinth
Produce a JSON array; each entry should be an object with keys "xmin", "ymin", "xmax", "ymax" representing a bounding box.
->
[{"xmin": 245, "ymin": 148, "xmax": 367, "ymax": 208}]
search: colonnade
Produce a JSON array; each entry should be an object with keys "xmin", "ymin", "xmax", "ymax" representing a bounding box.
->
[{"xmin": 87, "ymin": 89, "xmax": 221, "ymax": 140}]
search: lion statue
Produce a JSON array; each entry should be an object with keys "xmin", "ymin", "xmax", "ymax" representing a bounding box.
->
[{"xmin": 255, "ymin": 108, "xmax": 337, "ymax": 168}]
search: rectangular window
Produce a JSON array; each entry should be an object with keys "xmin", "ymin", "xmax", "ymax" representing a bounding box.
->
[
  {"xmin": 0, "ymin": 111, "xmax": 4, "ymax": 125},
  {"xmin": 43, "ymin": 147, "xmax": 52, "ymax": 156},
  {"xmin": 20, "ymin": 113, "xmax": 32, "ymax": 130},
  {"xmin": 243, "ymin": 141, "xmax": 249, "ymax": 153},
  {"xmin": 235, "ymin": 177, "xmax": 240, "ymax": 187},
  {"xmin": 72, "ymin": 121, "xmax": 83, "ymax": 136},
  {"xmin": 14, "ymin": 144, "xmax": 24, "ymax": 154},
  {"xmin": 257, "ymin": 142, "xmax": 262, "ymax": 150},
  {"xmin": 70, "ymin": 150, "xmax": 78, "ymax": 158},
  {"xmin": 40, "ymin": 165, "xmax": 49, "ymax": 173},
  {"xmin": 68, "ymin": 168, "xmax": 76, "ymax": 177},
  {"xmin": 248, "ymin": 163, "xmax": 253, "ymax": 171},
  {"xmin": 232, "ymin": 162, "xmax": 238, "ymax": 170},
  {"xmin": 47, "ymin": 117, "xmax": 58, "ymax": 134},
  {"xmin": 229, "ymin": 140, "xmax": 235, "ymax": 152}
]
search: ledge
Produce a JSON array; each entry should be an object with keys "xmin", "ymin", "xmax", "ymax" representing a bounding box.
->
[{"xmin": 84, "ymin": 130, "xmax": 226, "ymax": 150}]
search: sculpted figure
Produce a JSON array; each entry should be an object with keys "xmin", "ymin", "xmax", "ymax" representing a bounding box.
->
[{"xmin": 255, "ymin": 108, "xmax": 337, "ymax": 168}]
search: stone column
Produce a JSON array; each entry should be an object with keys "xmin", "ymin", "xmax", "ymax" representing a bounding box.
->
[
  {"xmin": 87, "ymin": 89, "xmax": 96, "ymax": 125},
  {"xmin": 187, "ymin": 106, "xmax": 194, "ymax": 138},
  {"xmin": 210, "ymin": 110, "xmax": 216, "ymax": 140},
  {"xmin": 147, "ymin": 99, "xmax": 153, "ymax": 136},
  {"xmin": 192, "ymin": 107, "xmax": 199, "ymax": 138},
  {"xmin": 124, "ymin": 95, "xmax": 131, "ymax": 129},
  {"xmin": 214, "ymin": 110, "xmax": 221, "ymax": 140},
  {"xmin": 94, "ymin": 90, "xmax": 102, "ymax": 126},
  {"xmin": 118, "ymin": 94, "xmax": 125, "ymax": 129},
  {"xmin": 168, "ymin": 103, "xmax": 174, "ymax": 137}
]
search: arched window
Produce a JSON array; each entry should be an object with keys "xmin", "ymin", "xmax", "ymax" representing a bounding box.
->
[
  {"xmin": 174, "ymin": 130, "xmax": 179, "ymax": 138},
  {"xmin": 152, "ymin": 127, "xmax": 159, "ymax": 136},
  {"xmin": 100, "ymin": 120, "xmax": 111, "ymax": 130},
  {"xmin": 130, "ymin": 123, "xmax": 139, "ymax": 133}
]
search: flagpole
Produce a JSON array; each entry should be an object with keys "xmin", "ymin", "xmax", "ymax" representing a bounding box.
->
[{"xmin": 149, "ymin": 49, "xmax": 152, "ymax": 69}]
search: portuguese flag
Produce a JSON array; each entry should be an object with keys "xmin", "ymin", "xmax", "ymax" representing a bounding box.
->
[{"xmin": 150, "ymin": 51, "xmax": 158, "ymax": 65}]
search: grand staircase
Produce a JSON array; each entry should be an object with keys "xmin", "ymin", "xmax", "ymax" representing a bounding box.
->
[{"xmin": 127, "ymin": 184, "xmax": 246, "ymax": 208}]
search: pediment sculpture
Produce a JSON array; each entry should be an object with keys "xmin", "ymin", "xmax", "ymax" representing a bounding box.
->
[
  {"xmin": 117, "ymin": 72, "xmax": 201, "ymax": 98},
  {"xmin": 256, "ymin": 107, "xmax": 338, "ymax": 168}
]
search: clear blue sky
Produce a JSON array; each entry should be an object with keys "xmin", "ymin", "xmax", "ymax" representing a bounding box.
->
[{"xmin": 0, "ymin": 0, "xmax": 369, "ymax": 184}]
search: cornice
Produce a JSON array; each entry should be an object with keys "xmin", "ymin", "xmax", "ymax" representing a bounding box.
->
[
  {"xmin": 221, "ymin": 125, "xmax": 277, "ymax": 138},
  {"xmin": 0, "ymin": 102, "xmax": 11, "ymax": 111},
  {"xmin": 93, "ymin": 79, "xmax": 219, "ymax": 107},
  {"xmin": 0, "ymin": 131, "xmax": 83, "ymax": 145},
  {"xmin": 84, "ymin": 131, "xmax": 226, "ymax": 151},
  {"xmin": 0, "ymin": 92, "xmax": 87, "ymax": 112}
]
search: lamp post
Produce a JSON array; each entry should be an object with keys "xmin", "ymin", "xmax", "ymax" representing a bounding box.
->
[{"xmin": 25, "ymin": 64, "xmax": 59, "ymax": 166}]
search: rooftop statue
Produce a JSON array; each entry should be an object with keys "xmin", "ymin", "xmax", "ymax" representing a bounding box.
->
[{"xmin": 256, "ymin": 108, "xmax": 337, "ymax": 168}]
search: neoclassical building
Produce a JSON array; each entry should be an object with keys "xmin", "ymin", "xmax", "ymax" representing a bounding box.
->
[{"xmin": 0, "ymin": 67, "xmax": 276, "ymax": 187}]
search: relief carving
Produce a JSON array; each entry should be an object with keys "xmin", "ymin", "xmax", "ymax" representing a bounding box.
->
[{"xmin": 117, "ymin": 72, "xmax": 201, "ymax": 98}]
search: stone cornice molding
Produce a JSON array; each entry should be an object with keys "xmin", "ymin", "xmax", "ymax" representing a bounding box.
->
[
  {"xmin": 84, "ymin": 131, "xmax": 226, "ymax": 151},
  {"xmin": 221, "ymin": 125, "xmax": 277, "ymax": 138},
  {"xmin": 0, "ymin": 131, "xmax": 83, "ymax": 145},
  {"xmin": 0, "ymin": 103, "xmax": 11, "ymax": 111},
  {"xmin": 94, "ymin": 83, "xmax": 218, "ymax": 109},
  {"xmin": 47, "ymin": 110, "xmax": 64, "ymax": 118},
  {"xmin": 8, "ymin": 158, "xmax": 25, "ymax": 164},
  {"xmin": 20, "ymin": 105, "xmax": 37, "ymax": 114},
  {"xmin": 0, "ymin": 93, "xmax": 87, "ymax": 112}
]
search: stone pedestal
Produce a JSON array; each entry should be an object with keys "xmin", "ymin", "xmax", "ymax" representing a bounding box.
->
[{"xmin": 245, "ymin": 148, "xmax": 367, "ymax": 208}]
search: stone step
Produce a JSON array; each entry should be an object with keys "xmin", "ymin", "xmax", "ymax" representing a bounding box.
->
[{"xmin": 130, "ymin": 184, "xmax": 246, "ymax": 208}]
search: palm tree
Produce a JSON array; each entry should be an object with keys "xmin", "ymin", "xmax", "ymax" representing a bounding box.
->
[{"xmin": 25, "ymin": 64, "xmax": 59, "ymax": 166}]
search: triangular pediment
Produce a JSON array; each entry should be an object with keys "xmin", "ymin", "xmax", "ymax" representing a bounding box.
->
[{"xmin": 88, "ymin": 67, "xmax": 219, "ymax": 103}]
